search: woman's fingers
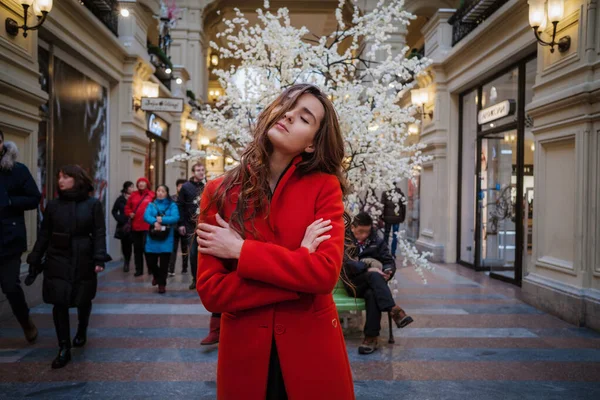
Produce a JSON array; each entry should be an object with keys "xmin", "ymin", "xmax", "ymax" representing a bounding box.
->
[
  {"xmin": 313, "ymin": 235, "xmax": 331, "ymax": 246},
  {"xmin": 215, "ymin": 214, "xmax": 229, "ymax": 229},
  {"xmin": 196, "ymin": 229, "xmax": 212, "ymax": 240},
  {"xmin": 196, "ymin": 238, "xmax": 211, "ymax": 248},
  {"xmin": 314, "ymin": 225, "xmax": 333, "ymax": 235},
  {"xmin": 197, "ymin": 223, "xmax": 216, "ymax": 233}
]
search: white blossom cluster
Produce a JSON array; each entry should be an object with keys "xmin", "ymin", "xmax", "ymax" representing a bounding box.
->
[{"xmin": 167, "ymin": 0, "xmax": 434, "ymax": 277}]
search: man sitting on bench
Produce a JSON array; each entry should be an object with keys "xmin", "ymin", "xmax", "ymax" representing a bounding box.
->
[{"xmin": 342, "ymin": 212, "xmax": 414, "ymax": 354}]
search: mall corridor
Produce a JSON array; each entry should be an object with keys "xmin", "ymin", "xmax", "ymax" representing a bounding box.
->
[{"xmin": 1, "ymin": 262, "xmax": 599, "ymax": 399}]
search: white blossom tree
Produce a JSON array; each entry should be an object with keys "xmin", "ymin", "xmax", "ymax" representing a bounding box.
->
[{"xmin": 168, "ymin": 0, "xmax": 433, "ymax": 279}]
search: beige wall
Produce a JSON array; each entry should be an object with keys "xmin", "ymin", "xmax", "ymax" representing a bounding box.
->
[{"xmin": 420, "ymin": 0, "xmax": 599, "ymax": 330}]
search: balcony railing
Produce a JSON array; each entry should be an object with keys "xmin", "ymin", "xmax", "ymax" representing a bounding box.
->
[
  {"xmin": 81, "ymin": 0, "xmax": 119, "ymax": 36},
  {"xmin": 448, "ymin": 0, "xmax": 509, "ymax": 46}
]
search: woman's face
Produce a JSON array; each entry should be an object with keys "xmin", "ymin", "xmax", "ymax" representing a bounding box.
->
[
  {"xmin": 137, "ymin": 181, "xmax": 147, "ymax": 191},
  {"xmin": 267, "ymin": 93, "xmax": 325, "ymax": 156},
  {"xmin": 127, "ymin": 185, "xmax": 134, "ymax": 195},
  {"xmin": 156, "ymin": 186, "xmax": 167, "ymax": 200},
  {"xmin": 58, "ymin": 172, "xmax": 75, "ymax": 191}
]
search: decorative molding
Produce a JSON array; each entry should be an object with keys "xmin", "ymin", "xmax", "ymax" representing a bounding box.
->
[
  {"xmin": 524, "ymin": 272, "xmax": 583, "ymax": 297},
  {"xmin": 536, "ymin": 255, "xmax": 576, "ymax": 276}
]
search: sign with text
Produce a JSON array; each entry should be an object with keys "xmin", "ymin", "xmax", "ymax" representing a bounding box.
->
[
  {"xmin": 478, "ymin": 100, "xmax": 515, "ymax": 125},
  {"xmin": 141, "ymin": 97, "xmax": 184, "ymax": 113}
]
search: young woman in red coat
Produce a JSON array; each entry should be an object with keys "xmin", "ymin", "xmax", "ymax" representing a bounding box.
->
[{"xmin": 195, "ymin": 84, "xmax": 355, "ymax": 400}]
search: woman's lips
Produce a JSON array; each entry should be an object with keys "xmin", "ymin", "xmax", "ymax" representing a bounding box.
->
[{"xmin": 275, "ymin": 122, "xmax": 289, "ymax": 133}]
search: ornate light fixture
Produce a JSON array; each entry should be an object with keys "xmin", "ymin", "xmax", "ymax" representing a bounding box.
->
[
  {"xmin": 133, "ymin": 81, "xmax": 159, "ymax": 111},
  {"xmin": 528, "ymin": 0, "xmax": 570, "ymax": 53},
  {"xmin": 185, "ymin": 119, "xmax": 198, "ymax": 133},
  {"xmin": 410, "ymin": 88, "xmax": 433, "ymax": 120},
  {"xmin": 5, "ymin": 0, "xmax": 53, "ymax": 38}
]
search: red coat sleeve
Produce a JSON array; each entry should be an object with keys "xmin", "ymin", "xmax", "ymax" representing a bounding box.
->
[
  {"xmin": 237, "ymin": 174, "xmax": 345, "ymax": 295},
  {"xmin": 196, "ymin": 180, "xmax": 300, "ymax": 314}
]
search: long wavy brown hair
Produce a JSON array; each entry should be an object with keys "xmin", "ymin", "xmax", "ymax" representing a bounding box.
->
[{"xmin": 205, "ymin": 84, "xmax": 349, "ymax": 238}]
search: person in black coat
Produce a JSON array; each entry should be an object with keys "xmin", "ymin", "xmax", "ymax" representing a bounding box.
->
[
  {"xmin": 177, "ymin": 162, "xmax": 206, "ymax": 289},
  {"xmin": 380, "ymin": 183, "xmax": 406, "ymax": 258},
  {"xmin": 25, "ymin": 165, "xmax": 111, "ymax": 369},
  {"xmin": 343, "ymin": 212, "xmax": 413, "ymax": 355},
  {"xmin": 0, "ymin": 131, "xmax": 41, "ymax": 343},
  {"xmin": 169, "ymin": 179, "xmax": 188, "ymax": 276},
  {"xmin": 112, "ymin": 181, "xmax": 134, "ymax": 272}
]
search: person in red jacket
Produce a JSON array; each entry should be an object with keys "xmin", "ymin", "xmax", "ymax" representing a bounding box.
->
[
  {"xmin": 195, "ymin": 84, "xmax": 355, "ymax": 400},
  {"xmin": 124, "ymin": 177, "xmax": 154, "ymax": 277}
]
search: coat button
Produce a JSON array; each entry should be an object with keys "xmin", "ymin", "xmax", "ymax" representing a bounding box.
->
[
  {"xmin": 274, "ymin": 324, "xmax": 286, "ymax": 335},
  {"xmin": 332, "ymin": 319, "xmax": 338, "ymax": 328},
  {"xmin": 12, "ymin": 222, "xmax": 16, "ymax": 226}
]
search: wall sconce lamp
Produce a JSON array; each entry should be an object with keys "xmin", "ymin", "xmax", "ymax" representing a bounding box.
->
[
  {"xmin": 206, "ymin": 154, "xmax": 218, "ymax": 167},
  {"xmin": 210, "ymin": 54, "xmax": 219, "ymax": 67},
  {"xmin": 209, "ymin": 89, "xmax": 221, "ymax": 102},
  {"xmin": 528, "ymin": 0, "xmax": 570, "ymax": 53},
  {"xmin": 408, "ymin": 123, "xmax": 419, "ymax": 136},
  {"xmin": 5, "ymin": 0, "xmax": 53, "ymax": 38},
  {"xmin": 410, "ymin": 88, "xmax": 433, "ymax": 120},
  {"xmin": 133, "ymin": 81, "xmax": 159, "ymax": 111},
  {"xmin": 185, "ymin": 119, "xmax": 198, "ymax": 133},
  {"xmin": 198, "ymin": 137, "xmax": 210, "ymax": 147}
]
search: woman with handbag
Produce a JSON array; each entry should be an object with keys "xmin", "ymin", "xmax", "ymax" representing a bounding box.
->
[
  {"xmin": 143, "ymin": 185, "xmax": 179, "ymax": 294},
  {"xmin": 124, "ymin": 177, "xmax": 154, "ymax": 277},
  {"xmin": 25, "ymin": 165, "xmax": 111, "ymax": 369},
  {"xmin": 111, "ymin": 181, "xmax": 134, "ymax": 272}
]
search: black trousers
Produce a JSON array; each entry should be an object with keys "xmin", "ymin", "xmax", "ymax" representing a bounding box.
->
[
  {"xmin": 266, "ymin": 337, "xmax": 287, "ymax": 400},
  {"xmin": 131, "ymin": 231, "xmax": 148, "ymax": 274},
  {"xmin": 52, "ymin": 302, "xmax": 92, "ymax": 346},
  {"xmin": 350, "ymin": 271, "xmax": 396, "ymax": 337},
  {"xmin": 120, "ymin": 235, "xmax": 133, "ymax": 266},
  {"xmin": 0, "ymin": 253, "xmax": 30, "ymax": 324},
  {"xmin": 168, "ymin": 231, "xmax": 189, "ymax": 273},
  {"xmin": 146, "ymin": 252, "xmax": 170, "ymax": 286}
]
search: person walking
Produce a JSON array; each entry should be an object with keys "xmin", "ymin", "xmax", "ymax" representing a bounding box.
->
[
  {"xmin": 195, "ymin": 84, "xmax": 355, "ymax": 399},
  {"xmin": 0, "ymin": 130, "xmax": 41, "ymax": 343},
  {"xmin": 125, "ymin": 177, "xmax": 154, "ymax": 277},
  {"xmin": 168, "ymin": 179, "xmax": 188, "ymax": 277},
  {"xmin": 112, "ymin": 181, "xmax": 134, "ymax": 272},
  {"xmin": 143, "ymin": 185, "xmax": 179, "ymax": 294},
  {"xmin": 177, "ymin": 163, "xmax": 206, "ymax": 288},
  {"xmin": 25, "ymin": 165, "xmax": 111, "ymax": 369},
  {"xmin": 380, "ymin": 182, "xmax": 406, "ymax": 258}
]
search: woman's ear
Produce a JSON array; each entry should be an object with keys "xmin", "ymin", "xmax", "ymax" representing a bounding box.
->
[{"xmin": 304, "ymin": 143, "xmax": 315, "ymax": 153}]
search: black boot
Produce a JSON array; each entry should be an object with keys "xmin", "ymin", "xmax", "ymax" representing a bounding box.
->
[
  {"xmin": 51, "ymin": 341, "xmax": 71, "ymax": 369},
  {"xmin": 72, "ymin": 327, "xmax": 87, "ymax": 348},
  {"xmin": 18, "ymin": 316, "xmax": 38, "ymax": 344},
  {"xmin": 123, "ymin": 261, "xmax": 130, "ymax": 273}
]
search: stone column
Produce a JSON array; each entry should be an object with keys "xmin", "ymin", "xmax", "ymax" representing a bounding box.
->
[{"xmin": 413, "ymin": 9, "xmax": 456, "ymax": 263}]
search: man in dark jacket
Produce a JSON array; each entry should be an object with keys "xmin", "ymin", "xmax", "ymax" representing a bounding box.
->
[
  {"xmin": 343, "ymin": 212, "xmax": 413, "ymax": 355},
  {"xmin": 169, "ymin": 178, "xmax": 188, "ymax": 276},
  {"xmin": 0, "ymin": 131, "xmax": 41, "ymax": 343},
  {"xmin": 177, "ymin": 162, "xmax": 206, "ymax": 289},
  {"xmin": 381, "ymin": 182, "xmax": 406, "ymax": 258}
]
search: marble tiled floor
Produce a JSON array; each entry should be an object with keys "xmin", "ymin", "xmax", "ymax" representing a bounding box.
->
[{"xmin": 1, "ymin": 260, "xmax": 600, "ymax": 399}]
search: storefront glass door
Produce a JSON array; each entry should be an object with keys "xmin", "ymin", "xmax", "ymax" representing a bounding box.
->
[{"xmin": 478, "ymin": 130, "xmax": 518, "ymax": 279}]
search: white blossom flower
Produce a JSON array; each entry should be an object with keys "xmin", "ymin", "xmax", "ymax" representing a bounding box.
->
[{"xmin": 167, "ymin": 0, "xmax": 434, "ymax": 278}]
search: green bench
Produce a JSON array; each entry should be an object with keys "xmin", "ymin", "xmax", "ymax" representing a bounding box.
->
[{"xmin": 333, "ymin": 280, "xmax": 395, "ymax": 344}]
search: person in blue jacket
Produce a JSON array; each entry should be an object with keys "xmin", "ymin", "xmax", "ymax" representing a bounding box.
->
[{"xmin": 143, "ymin": 185, "xmax": 179, "ymax": 294}]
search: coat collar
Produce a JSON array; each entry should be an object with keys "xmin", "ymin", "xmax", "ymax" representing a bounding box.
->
[{"xmin": 0, "ymin": 141, "xmax": 18, "ymax": 171}]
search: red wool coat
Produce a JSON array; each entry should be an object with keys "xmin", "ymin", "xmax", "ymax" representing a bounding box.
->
[
  {"xmin": 124, "ymin": 189, "xmax": 154, "ymax": 231},
  {"xmin": 196, "ymin": 158, "xmax": 355, "ymax": 400}
]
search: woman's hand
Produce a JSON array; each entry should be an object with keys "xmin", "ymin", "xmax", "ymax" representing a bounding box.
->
[
  {"xmin": 301, "ymin": 218, "xmax": 332, "ymax": 254},
  {"xmin": 196, "ymin": 214, "xmax": 244, "ymax": 259},
  {"xmin": 156, "ymin": 216, "xmax": 163, "ymax": 223},
  {"xmin": 95, "ymin": 265, "xmax": 104, "ymax": 273},
  {"xmin": 154, "ymin": 222, "xmax": 162, "ymax": 231}
]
